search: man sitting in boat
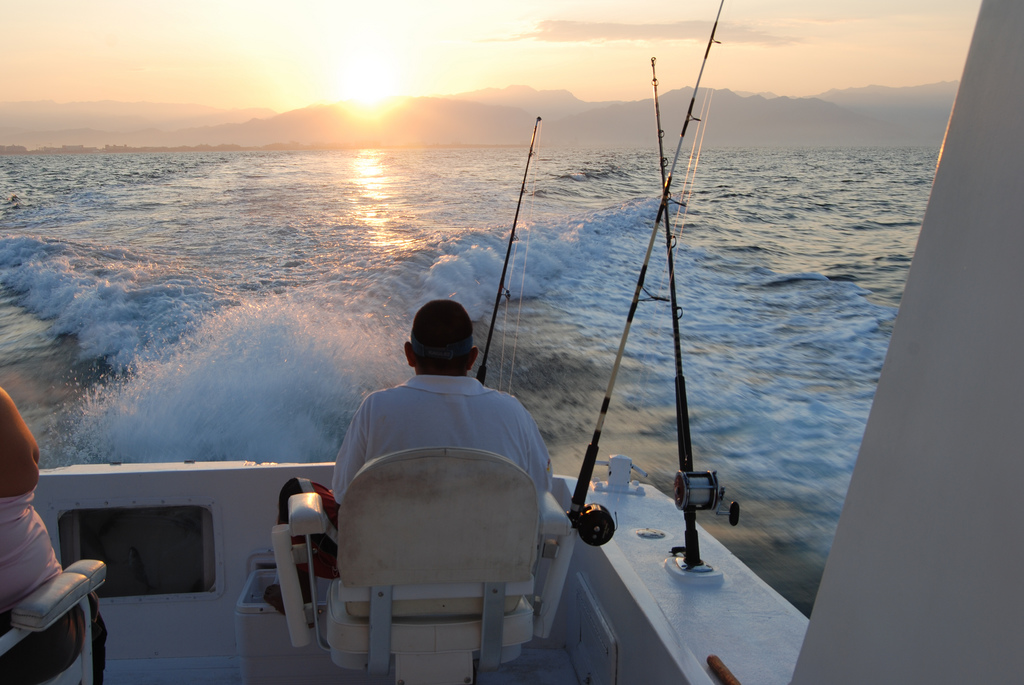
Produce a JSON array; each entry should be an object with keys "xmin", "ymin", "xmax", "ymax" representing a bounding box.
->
[
  {"xmin": 331, "ymin": 298, "xmax": 552, "ymax": 500},
  {"xmin": 270, "ymin": 298, "xmax": 551, "ymax": 591}
]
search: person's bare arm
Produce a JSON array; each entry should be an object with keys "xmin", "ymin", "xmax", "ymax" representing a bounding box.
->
[{"xmin": 0, "ymin": 388, "xmax": 41, "ymax": 497}]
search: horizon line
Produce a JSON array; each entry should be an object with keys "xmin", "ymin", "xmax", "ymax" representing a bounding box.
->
[{"xmin": 0, "ymin": 80, "xmax": 962, "ymax": 114}]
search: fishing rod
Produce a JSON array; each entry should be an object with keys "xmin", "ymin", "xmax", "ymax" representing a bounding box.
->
[
  {"xmin": 652, "ymin": 57, "xmax": 669, "ymax": 186},
  {"xmin": 656, "ymin": 19, "xmax": 739, "ymax": 572},
  {"xmin": 477, "ymin": 116, "xmax": 541, "ymax": 388},
  {"xmin": 567, "ymin": 0, "xmax": 729, "ymax": 549},
  {"xmin": 650, "ymin": 55, "xmax": 695, "ymax": 479}
]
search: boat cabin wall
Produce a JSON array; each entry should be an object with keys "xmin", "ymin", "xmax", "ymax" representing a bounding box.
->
[{"xmin": 35, "ymin": 461, "xmax": 335, "ymax": 660}]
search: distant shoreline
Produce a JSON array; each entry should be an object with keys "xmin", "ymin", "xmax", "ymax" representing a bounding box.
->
[
  {"xmin": 0, "ymin": 141, "xmax": 941, "ymax": 156},
  {"xmin": 0, "ymin": 142, "xmax": 530, "ymax": 155}
]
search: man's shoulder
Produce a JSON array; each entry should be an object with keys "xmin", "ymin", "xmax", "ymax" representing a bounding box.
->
[
  {"xmin": 479, "ymin": 390, "xmax": 538, "ymax": 424},
  {"xmin": 361, "ymin": 383, "xmax": 417, "ymax": 404}
]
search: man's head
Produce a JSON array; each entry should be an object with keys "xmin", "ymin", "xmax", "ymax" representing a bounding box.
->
[{"xmin": 404, "ymin": 299, "xmax": 478, "ymax": 376}]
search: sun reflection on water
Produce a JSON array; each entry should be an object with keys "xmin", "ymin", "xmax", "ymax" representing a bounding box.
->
[{"xmin": 349, "ymin": 151, "xmax": 418, "ymax": 253}]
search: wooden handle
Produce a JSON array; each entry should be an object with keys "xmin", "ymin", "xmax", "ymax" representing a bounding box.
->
[{"xmin": 707, "ymin": 654, "xmax": 741, "ymax": 685}]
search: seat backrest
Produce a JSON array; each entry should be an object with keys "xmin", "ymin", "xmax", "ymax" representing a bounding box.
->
[{"xmin": 336, "ymin": 447, "xmax": 539, "ymax": 588}]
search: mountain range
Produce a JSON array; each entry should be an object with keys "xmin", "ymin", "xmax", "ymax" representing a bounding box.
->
[{"xmin": 0, "ymin": 82, "xmax": 958, "ymax": 150}]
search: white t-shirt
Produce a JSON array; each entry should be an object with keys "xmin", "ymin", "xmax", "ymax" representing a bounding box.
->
[
  {"xmin": 0, "ymin": 490, "xmax": 62, "ymax": 613},
  {"xmin": 333, "ymin": 375, "xmax": 552, "ymax": 501}
]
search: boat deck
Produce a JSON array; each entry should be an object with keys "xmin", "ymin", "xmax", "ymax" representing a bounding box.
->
[{"xmin": 104, "ymin": 648, "xmax": 579, "ymax": 685}]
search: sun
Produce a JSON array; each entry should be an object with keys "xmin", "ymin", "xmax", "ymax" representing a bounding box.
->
[{"xmin": 338, "ymin": 55, "xmax": 400, "ymax": 106}]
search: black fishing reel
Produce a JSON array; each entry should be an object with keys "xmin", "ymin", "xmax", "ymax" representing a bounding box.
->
[
  {"xmin": 673, "ymin": 470, "xmax": 740, "ymax": 526},
  {"xmin": 574, "ymin": 503, "xmax": 616, "ymax": 547}
]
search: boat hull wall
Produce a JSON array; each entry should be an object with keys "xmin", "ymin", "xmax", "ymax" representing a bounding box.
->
[{"xmin": 793, "ymin": 1, "xmax": 1024, "ymax": 681}]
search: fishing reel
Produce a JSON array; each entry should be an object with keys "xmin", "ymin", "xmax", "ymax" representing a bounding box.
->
[
  {"xmin": 573, "ymin": 503, "xmax": 616, "ymax": 547},
  {"xmin": 673, "ymin": 470, "xmax": 740, "ymax": 526}
]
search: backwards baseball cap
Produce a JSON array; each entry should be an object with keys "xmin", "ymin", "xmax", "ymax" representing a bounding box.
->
[{"xmin": 409, "ymin": 332, "xmax": 474, "ymax": 360}]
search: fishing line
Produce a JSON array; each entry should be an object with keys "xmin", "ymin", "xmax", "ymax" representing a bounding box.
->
[
  {"xmin": 477, "ymin": 117, "xmax": 542, "ymax": 389},
  {"xmin": 568, "ymin": 0, "xmax": 726, "ymax": 544},
  {"xmin": 633, "ymin": 82, "xmax": 714, "ymax": 416},
  {"xmin": 498, "ymin": 130, "xmax": 542, "ymax": 395},
  {"xmin": 670, "ymin": 89, "xmax": 714, "ymax": 242}
]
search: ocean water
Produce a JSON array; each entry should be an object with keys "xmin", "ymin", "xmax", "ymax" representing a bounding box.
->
[{"xmin": 0, "ymin": 144, "xmax": 936, "ymax": 615}]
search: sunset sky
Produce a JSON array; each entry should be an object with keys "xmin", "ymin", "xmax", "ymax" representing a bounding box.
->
[{"xmin": 6, "ymin": 0, "xmax": 982, "ymax": 112}]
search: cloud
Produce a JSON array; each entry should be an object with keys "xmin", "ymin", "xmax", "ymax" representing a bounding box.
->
[{"xmin": 509, "ymin": 20, "xmax": 799, "ymax": 46}]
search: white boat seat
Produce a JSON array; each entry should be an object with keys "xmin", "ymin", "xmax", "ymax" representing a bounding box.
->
[
  {"xmin": 272, "ymin": 446, "xmax": 576, "ymax": 685},
  {"xmin": 0, "ymin": 559, "xmax": 106, "ymax": 685}
]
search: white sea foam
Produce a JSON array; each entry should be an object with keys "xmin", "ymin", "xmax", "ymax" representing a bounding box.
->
[
  {"xmin": 0, "ymin": 234, "xmax": 226, "ymax": 368},
  {"xmin": 62, "ymin": 296, "xmax": 408, "ymax": 465}
]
